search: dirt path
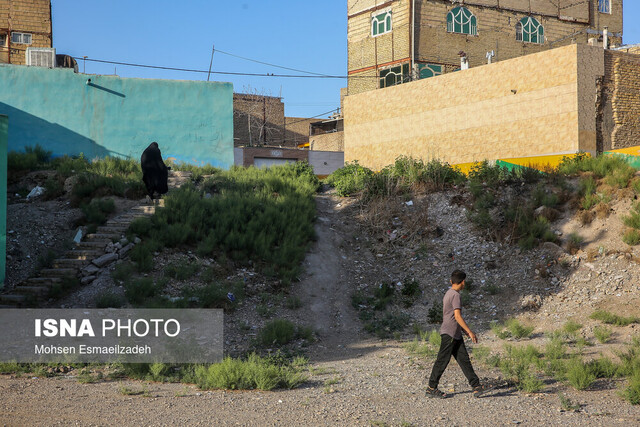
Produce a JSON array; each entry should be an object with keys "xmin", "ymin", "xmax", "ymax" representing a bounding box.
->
[{"xmin": 1, "ymin": 193, "xmax": 640, "ymax": 426}]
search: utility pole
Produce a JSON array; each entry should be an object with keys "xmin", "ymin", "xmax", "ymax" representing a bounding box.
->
[{"xmin": 207, "ymin": 44, "xmax": 215, "ymax": 82}]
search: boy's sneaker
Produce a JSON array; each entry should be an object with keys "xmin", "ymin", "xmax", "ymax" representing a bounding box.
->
[
  {"xmin": 472, "ymin": 383, "xmax": 496, "ymax": 398},
  {"xmin": 425, "ymin": 387, "xmax": 448, "ymax": 399}
]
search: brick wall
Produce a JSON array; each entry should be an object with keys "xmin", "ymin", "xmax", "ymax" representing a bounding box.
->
[
  {"xmin": 233, "ymin": 93, "xmax": 285, "ymax": 147},
  {"xmin": 0, "ymin": 0, "xmax": 52, "ymax": 65},
  {"xmin": 600, "ymin": 50, "xmax": 640, "ymax": 150},
  {"xmin": 310, "ymin": 132, "xmax": 344, "ymax": 152},
  {"xmin": 285, "ymin": 117, "xmax": 314, "ymax": 146},
  {"xmin": 347, "ymin": 0, "xmax": 623, "ymax": 96},
  {"xmin": 344, "ymin": 44, "xmax": 604, "ymax": 170}
]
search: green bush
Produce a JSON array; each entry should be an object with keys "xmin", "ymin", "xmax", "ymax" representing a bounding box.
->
[
  {"xmin": 81, "ymin": 198, "xmax": 115, "ymax": 226},
  {"xmin": 257, "ymin": 319, "xmax": 296, "ymax": 346},
  {"xmin": 8, "ymin": 144, "xmax": 52, "ymax": 172},
  {"xmin": 325, "ymin": 161, "xmax": 375, "ymax": 196},
  {"xmin": 623, "ymin": 202, "xmax": 640, "ymax": 230},
  {"xmin": 193, "ymin": 353, "xmax": 307, "ymax": 391},
  {"xmin": 164, "ymin": 261, "xmax": 201, "ymax": 280},
  {"xmin": 507, "ymin": 319, "xmax": 534, "ymax": 339},
  {"xmin": 623, "ymin": 229, "xmax": 640, "ymax": 246},
  {"xmin": 620, "ymin": 372, "xmax": 640, "ymax": 405},
  {"xmin": 566, "ymin": 358, "xmax": 596, "ymax": 390},
  {"xmin": 182, "ymin": 281, "xmax": 244, "ymax": 309},
  {"xmin": 428, "ymin": 302, "xmax": 442, "ymax": 324},
  {"xmin": 125, "ymin": 278, "xmax": 162, "ymax": 306}
]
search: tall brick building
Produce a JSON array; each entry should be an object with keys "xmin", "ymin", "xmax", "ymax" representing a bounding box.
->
[
  {"xmin": 0, "ymin": 0, "xmax": 52, "ymax": 65},
  {"xmin": 347, "ymin": 0, "xmax": 623, "ymax": 95}
]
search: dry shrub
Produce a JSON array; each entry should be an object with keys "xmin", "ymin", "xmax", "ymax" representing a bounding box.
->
[
  {"xmin": 586, "ymin": 247, "xmax": 599, "ymax": 262},
  {"xmin": 359, "ymin": 195, "xmax": 429, "ymax": 245},
  {"xmin": 595, "ymin": 202, "xmax": 611, "ymax": 219},
  {"xmin": 577, "ymin": 209, "xmax": 595, "ymax": 225},
  {"xmin": 618, "ymin": 187, "xmax": 635, "ymax": 199}
]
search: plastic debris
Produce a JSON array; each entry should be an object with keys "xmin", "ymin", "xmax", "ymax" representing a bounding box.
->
[
  {"xmin": 73, "ymin": 228, "xmax": 84, "ymax": 244},
  {"xmin": 405, "ymin": 200, "xmax": 414, "ymax": 206},
  {"xmin": 227, "ymin": 292, "xmax": 236, "ymax": 302},
  {"xmin": 26, "ymin": 186, "xmax": 45, "ymax": 200}
]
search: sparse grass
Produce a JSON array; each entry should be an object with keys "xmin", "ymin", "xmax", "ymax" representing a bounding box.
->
[
  {"xmin": 8, "ymin": 144, "xmax": 52, "ymax": 172},
  {"xmin": 499, "ymin": 344, "xmax": 544, "ymax": 392},
  {"xmin": 593, "ymin": 325, "xmax": 613, "ymax": 344},
  {"xmin": 485, "ymin": 282, "xmax": 501, "ymax": 295},
  {"xmin": 493, "ymin": 319, "xmax": 534, "ymax": 340},
  {"xmin": 48, "ymin": 275, "xmax": 81, "ymax": 299},
  {"xmin": 285, "ymin": 296, "xmax": 302, "ymax": 310},
  {"xmin": 112, "ymin": 262, "xmax": 136, "ymax": 283},
  {"xmin": 590, "ymin": 310, "xmax": 639, "ymax": 326},
  {"xmin": 124, "ymin": 278, "xmax": 163, "ymax": 306},
  {"xmin": 563, "ymin": 320, "xmax": 583, "ymax": 335},
  {"xmin": 95, "ymin": 290, "xmax": 125, "ymax": 308},
  {"xmin": 623, "ymin": 202, "xmax": 640, "ymax": 230},
  {"xmin": 566, "ymin": 232, "xmax": 584, "ymax": 254},
  {"xmin": 427, "ymin": 302, "xmax": 442, "ymax": 324},
  {"xmin": 164, "ymin": 261, "xmax": 201, "ymax": 281},
  {"xmin": 558, "ymin": 392, "xmax": 581, "ymax": 411}
]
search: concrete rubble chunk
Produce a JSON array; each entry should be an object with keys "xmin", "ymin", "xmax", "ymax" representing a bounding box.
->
[
  {"xmin": 82, "ymin": 264, "xmax": 100, "ymax": 276},
  {"xmin": 119, "ymin": 243, "xmax": 135, "ymax": 257},
  {"xmin": 81, "ymin": 276, "xmax": 96, "ymax": 285},
  {"xmin": 92, "ymin": 253, "xmax": 118, "ymax": 268}
]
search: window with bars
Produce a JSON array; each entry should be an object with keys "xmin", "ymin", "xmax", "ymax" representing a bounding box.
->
[
  {"xmin": 516, "ymin": 17, "xmax": 544, "ymax": 44},
  {"xmin": 417, "ymin": 64, "xmax": 443, "ymax": 80},
  {"xmin": 599, "ymin": 0, "xmax": 611, "ymax": 14},
  {"xmin": 379, "ymin": 63, "xmax": 410, "ymax": 88},
  {"xmin": 11, "ymin": 32, "xmax": 32, "ymax": 44},
  {"xmin": 372, "ymin": 10, "xmax": 392, "ymax": 36},
  {"xmin": 447, "ymin": 7, "xmax": 477, "ymax": 35}
]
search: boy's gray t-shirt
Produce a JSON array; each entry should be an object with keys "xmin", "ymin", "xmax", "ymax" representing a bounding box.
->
[{"xmin": 440, "ymin": 288, "xmax": 462, "ymax": 340}]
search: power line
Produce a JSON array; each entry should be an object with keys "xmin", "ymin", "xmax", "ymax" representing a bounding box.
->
[
  {"xmin": 287, "ymin": 108, "xmax": 340, "ymax": 125},
  {"xmin": 214, "ymin": 48, "xmax": 331, "ymax": 77},
  {"xmin": 74, "ymin": 56, "xmax": 377, "ymax": 79}
]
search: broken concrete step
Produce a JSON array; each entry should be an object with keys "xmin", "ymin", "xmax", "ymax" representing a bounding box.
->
[
  {"xmin": 131, "ymin": 205, "xmax": 159, "ymax": 214},
  {"xmin": 85, "ymin": 233, "xmax": 121, "ymax": 241},
  {"xmin": 77, "ymin": 240, "xmax": 111, "ymax": 249},
  {"xmin": 96, "ymin": 225, "xmax": 129, "ymax": 234},
  {"xmin": 0, "ymin": 294, "xmax": 26, "ymax": 304},
  {"xmin": 27, "ymin": 277, "xmax": 62, "ymax": 285},
  {"xmin": 53, "ymin": 259, "xmax": 89, "ymax": 269},
  {"xmin": 64, "ymin": 249, "xmax": 102, "ymax": 260},
  {"xmin": 0, "ymin": 304, "xmax": 17, "ymax": 308},
  {"xmin": 14, "ymin": 286, "xmax": 50, "ymax": 295},
  {"xmin": 39, "ymin": 268, "xmax": 78, "ymax": 277}
]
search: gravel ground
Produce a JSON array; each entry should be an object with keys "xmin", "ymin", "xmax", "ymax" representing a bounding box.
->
[{"xmin": 2, "ymin": 183, "xmax": 640, "ymax": 425}]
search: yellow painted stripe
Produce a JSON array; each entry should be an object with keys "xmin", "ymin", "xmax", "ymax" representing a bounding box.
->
[{"xmin": 605, "ymin": 145, "xmax": 640, "ymax": 156}]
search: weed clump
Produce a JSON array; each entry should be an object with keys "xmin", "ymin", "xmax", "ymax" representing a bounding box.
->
[{"xmin": 590, "ymin": 310, "xmax": 638, "ymax": 326}]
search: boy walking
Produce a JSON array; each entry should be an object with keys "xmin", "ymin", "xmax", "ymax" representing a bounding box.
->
[{"xmin": 426, "ymin": 270, "xmax": 492, "ymax": 398}]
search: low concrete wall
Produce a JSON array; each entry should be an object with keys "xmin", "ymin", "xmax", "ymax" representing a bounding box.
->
[
  {"xmin": 344, "ymin": 44, "xmax": 604, "ymax": 171},
  {"xmin": 308, "ymin": 151, "xmax": 344, "ymax": 178},
  {"xmin": 0, "ymin": 65, "xmax": 234, "ymax": 168}
]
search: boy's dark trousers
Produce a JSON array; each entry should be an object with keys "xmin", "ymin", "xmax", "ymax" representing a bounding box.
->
[{"xmin": 428, "ymin": 334, "xmax": 480, "ymax": 389}]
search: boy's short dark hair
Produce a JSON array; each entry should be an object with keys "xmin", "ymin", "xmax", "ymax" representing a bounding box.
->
[{"xmin": 451, "ymin": 270, "xmax": 466, "ymax": 285}]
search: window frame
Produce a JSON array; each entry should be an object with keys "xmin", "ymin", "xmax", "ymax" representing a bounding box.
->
[
  {"xmin": 379, "ymin": 63, "xmax": 410, "ymax": 89},
  {"xmin": 11, "ymin": 32, "xmax": 32, "ymax": 45},
  {"xmin": 0, "ymin": 34, "xmax": 6, "ymax": 47},
  {"xmin": 371, "ymin": 10, "xmax": 392, "ymax": 37},
  {"xmin": 446, "ymin": 7, "xmax": 477, "ymax": 36},
  {"xmin": 516, "ymin": 17, "xmax": 544, "ymax": 44},
  {"xmin": 598, "ymin": 0, "xmax": 611, "ymax": 14},
  {"xmin": 417, "ymin": 63, "xmax": 443, "ymax": 80}
]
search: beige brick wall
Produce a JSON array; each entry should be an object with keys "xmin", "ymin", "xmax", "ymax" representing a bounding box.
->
[
  {"xmin": 344, "ymin": 44, "xmax": 605, "ymax": 170},
  {"xmin": 347, "ymin": 0, "xmax": 623, "ymax": 96},
  {"xmin": 285, "ymin": 117, "xmax": 314, "ymax": 146},
  {"xmin": 0, "ymin": 0, "xmax": 52, "ymax": 65},
  {"xmin": 311, "ymin": 132, "xmax": 344, "ymax": 152}
]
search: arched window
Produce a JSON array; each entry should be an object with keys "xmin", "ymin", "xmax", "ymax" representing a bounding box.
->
[
  {"xmin": 516, "ymin": 17, "xmax": 544, "ymax": 44},
  {"xmin": 447, "ymin": 7, "xmax": 477, "ymax": 36},
  {"xmin": 372, "ymin": 10, "xmax": 392, "ymax": 36}
]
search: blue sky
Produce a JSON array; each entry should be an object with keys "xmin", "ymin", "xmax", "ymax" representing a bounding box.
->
[{"xmin": 51, "ymin": 1, "xmax": 639, "ymax": 119}]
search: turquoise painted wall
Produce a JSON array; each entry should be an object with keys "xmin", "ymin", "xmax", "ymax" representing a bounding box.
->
[
  {"xmin": 0, "ymin": 115, "xmax": 6, "ymax": 287},
  {"xmin": 0, "ymin": 65, "xmax": 233, "ymax": 168}
]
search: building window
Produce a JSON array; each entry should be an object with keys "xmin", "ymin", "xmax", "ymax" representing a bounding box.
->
[
  {"xmin": 379, "ymin": 63, "xmax": 410, "ymax": 88},
  {"xmin": 516, "ymin": 17, "xmax": 544, "ymax": 44},
  {"xmin": 447, "ymin": 7, "xmax": 477, "ymax": 35},
  {"xmin": 0, "ymin": 34, "xmax": 6, "ymax": 47},
  {"xmin": 372, "ymin": 10, "xmax": 392, "ymax": 36},
  {"xmin": 417, "ymin": 64, "xmax": 443, "ymax": 79},
  {"xmin": 11, "ymin": 32, "xmax": 32, "ymax": 44},
  {"xmin": 599, "ymin": 0, "xmax": 611, "ymax": 13}
]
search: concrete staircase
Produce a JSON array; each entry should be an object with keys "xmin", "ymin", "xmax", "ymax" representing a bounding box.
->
[{"xmin": 0, "ymin": 170, "xmax": 192, "ymax": 308}]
